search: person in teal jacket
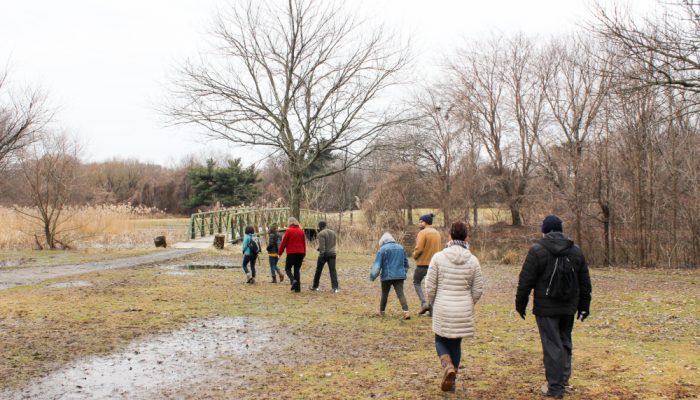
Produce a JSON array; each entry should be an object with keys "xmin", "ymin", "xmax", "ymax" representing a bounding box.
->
[
  {"xmin": 241, "ymin": 225, "xmax": 259, "ymax": 284},
  {"xmin": 370, "ymin": 232, "xmax": 410, "ymax": 319}
]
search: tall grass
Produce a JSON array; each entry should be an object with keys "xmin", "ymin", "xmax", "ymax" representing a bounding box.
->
[{"xmin": 0, "ymin": 205, "xmax": 189, "ymax": 250}]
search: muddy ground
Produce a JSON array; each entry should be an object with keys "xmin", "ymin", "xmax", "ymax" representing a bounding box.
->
[{"xmin": 0, "ymin": 250, "xmax": 698, "ymax": 399}]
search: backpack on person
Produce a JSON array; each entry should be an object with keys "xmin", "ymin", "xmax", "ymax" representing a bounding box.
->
[
  {"xmin": 248, "ymin": 236, "xmax": 262, "ymax": 255},
  {"xmin": 266, "ymin": 233, "xmax": 278, "ymax": 253},
  {"xmin": 545, "ymin": 255, "xmax": 578, "ymax": 300}
]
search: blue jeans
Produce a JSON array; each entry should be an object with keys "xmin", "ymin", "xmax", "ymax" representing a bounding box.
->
[
  {"xmin": 269, "ymin": 256, "xmax": 280, "ymax": 277},
  {"xmin": 435, "ymin": 335, "xmax": 462, "ymax": 369}
]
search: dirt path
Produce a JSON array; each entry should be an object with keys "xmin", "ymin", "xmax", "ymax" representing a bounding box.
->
[
  {"xmin": 0, "ymin": 249, "xmax": 201, "ymax": 289},
  {"xmin": 0, "ymin": 317, "xmax": 285, "ymax": 400}
]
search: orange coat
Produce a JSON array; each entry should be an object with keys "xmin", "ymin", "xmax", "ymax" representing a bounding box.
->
[{"xmin": 412, "ymin": 227, "xmax": 442, "ymax": 266}]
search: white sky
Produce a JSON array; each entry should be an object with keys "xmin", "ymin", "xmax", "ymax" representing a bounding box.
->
[{"xmin": 1, "ymin": 0, "xmax": 657, "ymax": 166}]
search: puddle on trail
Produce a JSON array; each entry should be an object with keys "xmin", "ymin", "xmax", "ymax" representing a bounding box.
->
[
  {"xmin": 3, "ymin": 317, "xmax": 278, "ymax": 400},
  {"xmin": 47, "ymin": 280, "xmax": 93, "ymax": 289}
]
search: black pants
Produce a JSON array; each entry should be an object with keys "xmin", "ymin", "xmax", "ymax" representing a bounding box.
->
[
  {"xmin": 536, "ymin": 314, "xmax": 575, "ymax": 396},
  {"xmin": 380, "ymin": 279, "xmax": 409, "ymax": 312},
  {"xmin": 242, "ymin": 254, "xmax": 257, "ymax": 277},
  {"xmin": 312, "ymin": 255, "xmax": 338, "ymax": 290},
  {"xmin": 285, "ymin": 253, "xmax": 304, "ymax": 292},
  {"xmin": 435, "ymin": 335, "xmax": 462, "ymax": 369}
]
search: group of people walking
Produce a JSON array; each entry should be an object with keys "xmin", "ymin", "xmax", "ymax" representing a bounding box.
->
[
  {"xmin": 239, "ymin": 213, "xmax": 592, "ymax": 398},
  {"xmin": 239, "ymin": 217, "xmax": 338, "ymax": 293}
]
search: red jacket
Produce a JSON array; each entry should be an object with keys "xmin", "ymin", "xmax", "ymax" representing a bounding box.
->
[{"xmin": 278, "ymin": 225, "xmax": 306, "ymax": 255}]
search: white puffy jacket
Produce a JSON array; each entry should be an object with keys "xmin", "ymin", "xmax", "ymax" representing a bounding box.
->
[{"xmin": 425, "ymin": 245, "xmax": 484, "ymax": 338}]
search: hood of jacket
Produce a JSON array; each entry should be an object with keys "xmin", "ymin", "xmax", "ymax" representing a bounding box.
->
[
  {"xmin": 442, "ymin": 244, "xmax": 473, "ymax": 265},
  {"xmin": 539, "ymin": 232, "xmax": 574, "ymax": 255},
  {"xmin": 378, "ymin": 232, "xmax": 395, "ymax": 247}
]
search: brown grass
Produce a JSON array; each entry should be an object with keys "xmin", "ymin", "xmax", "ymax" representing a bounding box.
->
[
  {"xmin": 0, "ymin": 205, "xmax": 189, "ymax": 250},
  {"xmin": 0, "ymin": 250, "xmax": 697, "ymax": 399}
]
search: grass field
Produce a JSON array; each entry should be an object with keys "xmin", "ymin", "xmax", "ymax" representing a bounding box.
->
[{"xmin": 0, "ymin": 249, "xmax": 697, "ymax": 399}]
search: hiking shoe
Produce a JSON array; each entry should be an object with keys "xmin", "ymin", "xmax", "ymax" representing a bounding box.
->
[
  {"xmin": 418, "ymin": 304, "xmax": 431, "ymax": 315},
  {"xmin": 332, "ymin": 288, "xmax": 339, "ymax": 293},
  {"xmin": 402, "ymin": 311, "xmax": 410, "ymax": 320},
  {"xmin": 310, "ymin": 286, "xmax": 320, "ymax": 291},
  {"xmin": 540, "ymin": 383, "xmax": 564, "ymax": 398}
]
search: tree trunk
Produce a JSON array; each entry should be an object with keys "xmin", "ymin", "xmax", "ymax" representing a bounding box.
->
[
  {"xmin": 510, "ymin": 205, "xmax": 522, "ymax": 227},
  {"xmin": 407, "ymin": 203, "xmax": 413, "ymax": 225},
  {"xmin": 473, "ymin": 203, "xmax": 479, "ymax": 229},
  {"xmin": 289, "ymin": 170, "xmax": 304, "ymax": 219}
]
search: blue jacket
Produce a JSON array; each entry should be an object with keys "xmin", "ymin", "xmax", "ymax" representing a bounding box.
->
[
  {"xmin": 242, "ymin": 234, "xmax": 257, "ymax": 256},
  {"xmin": 370, "ymin": 241, "xmax": 409, "ymax": 281}
]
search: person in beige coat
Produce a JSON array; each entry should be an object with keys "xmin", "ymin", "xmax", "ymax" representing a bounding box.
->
[{"xmin": 425, "ymin": 221, "xmax": 484, "ymax": 393}]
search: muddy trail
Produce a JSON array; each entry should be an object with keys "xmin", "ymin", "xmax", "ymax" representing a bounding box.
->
[
  {"xmin": 0, "ymin": 249, "xmax": 201, "ymax": 290},
  {"xmin": 1, "ymin": 317, "xmax": 288, "ymax": 400}
]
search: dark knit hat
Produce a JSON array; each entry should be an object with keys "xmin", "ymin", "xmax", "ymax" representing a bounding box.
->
[
  {"xmin": 419, "ymin": 213, "xmax": 434, "ymax": 225},
  {"xmin": 541, "ymin": 215, "xmax": 563, "ymax": 234},
  {"xmin": 318, "ymin": 220, "xmax": 327, "ymax": 229}
]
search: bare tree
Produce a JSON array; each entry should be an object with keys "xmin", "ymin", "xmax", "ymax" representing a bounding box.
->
[
  {"xmin": 14, "ymin": 132, "xmax": 83, "ymax": 249},
  {"xmin": 538, "ymin": 36, "xmax": 611, "ymax": 243},
  {"xmin": 410, "ymin": 86, "xmax": 467, "ymax": 227},
  {"xmin": 452, "ymin": 35, "xmax": 541, "ymax": 226},
  {"xmin": 166, "ymin": 0, "xmax": 409, "ymax": 218},
  {"xmin": 0, "ymin": 67, "xmax": 50, "ymax": 170},
  {"xmin": 591, "ymin": 0, "xmax": 700, "ymax": 100}
]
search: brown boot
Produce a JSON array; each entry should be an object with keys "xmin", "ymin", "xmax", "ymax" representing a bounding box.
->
[
  {"xmin": 277, "ymin": 270, "xmax": 284, "ymax": 282},
  {"xmin": 439, "ymin": 354, "xmax": 456, "ymax": 392}
]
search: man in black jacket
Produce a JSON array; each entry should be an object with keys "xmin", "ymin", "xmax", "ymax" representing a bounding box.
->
[{"xmin": 515, "ymin": 215, "xmax": 592, "ymax": 398}]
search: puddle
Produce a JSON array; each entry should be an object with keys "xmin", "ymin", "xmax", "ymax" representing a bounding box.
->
[
  {"xmin": 47, "ymin": 281, "xmax": 93, "ymax": 289},
  {"xmin": 2, "ymin": 317, "xmax": 278, "ymax": 400},
  {"xmin": 179, "ymin": 262, "xmax": 240, "ymax": 270},
  {"xmin": 162, "ymin": 271, "xmax": 195, "ymax": 277}
]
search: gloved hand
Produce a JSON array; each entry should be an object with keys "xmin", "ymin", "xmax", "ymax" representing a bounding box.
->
[
  {"xmin": 516, "ymin": 307, "xmax": 526, "ymax": 320},
  {"xmin": 577, "ymin": 310, "xmax": 589, "ymax": 322}
]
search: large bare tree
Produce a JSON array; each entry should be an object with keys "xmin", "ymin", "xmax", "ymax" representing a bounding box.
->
[{"xmin": 166, "ymin": 0, "xmax": 409, "ymax": 218}]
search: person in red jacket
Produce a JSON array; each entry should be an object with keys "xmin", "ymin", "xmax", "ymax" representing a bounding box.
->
[{"xmin": 278, "ymin": 217, "xmax": 306, "ymax": 293}]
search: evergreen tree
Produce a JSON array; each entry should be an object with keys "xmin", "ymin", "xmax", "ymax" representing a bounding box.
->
[{"xmin": 186, "ymin": 159, "xmax": 259, "ymax": 208}]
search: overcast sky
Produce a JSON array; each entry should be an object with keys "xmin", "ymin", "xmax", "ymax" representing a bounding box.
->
[{"xmin": 1, "ymin": 0, "xmax": 657, "ymax": 166}]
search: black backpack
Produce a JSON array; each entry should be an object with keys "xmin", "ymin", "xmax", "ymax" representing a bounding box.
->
[
  {"xmin": 248, "ymin": 236, "xmax": 261, "ymax": 255},
  {"xmin": 545, "ymin": 255, "xmax": 578, "ymax": 300},
  {"xmin": 266, "ymin": 233, "xmax": 278, "ymax": 253}
]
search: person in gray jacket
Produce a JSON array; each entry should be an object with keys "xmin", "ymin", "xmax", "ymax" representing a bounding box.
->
[{"xmin": 311, "ymin": 220, "xmax": 339, "ymax": 292}]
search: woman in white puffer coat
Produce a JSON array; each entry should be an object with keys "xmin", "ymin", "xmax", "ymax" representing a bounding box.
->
[{"xmin": 425, "ymin": 221, "xmax": 484, "ymax": 393}]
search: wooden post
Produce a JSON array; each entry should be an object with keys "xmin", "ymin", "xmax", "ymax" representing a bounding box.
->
[
  {"xmin": 213, "ymin": 234, "xmax": 225, "ymax": 249},
  {"xmin": 154, "ymin": 236, "xmax": 167, "ymax": 248}
]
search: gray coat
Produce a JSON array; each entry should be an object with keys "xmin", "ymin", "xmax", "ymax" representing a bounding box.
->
[{"xmin": 317, "ymin": 228, "xmax": 336, "ymax": 257}]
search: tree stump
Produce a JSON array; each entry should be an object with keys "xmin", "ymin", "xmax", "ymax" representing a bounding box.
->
[
  {"xmin": 213, "ymin": 234, "xmax": 226, "ymax": 249},
  {"xmin": 154, "ymin": 235, "xmax": 167, "ymax": 248}
]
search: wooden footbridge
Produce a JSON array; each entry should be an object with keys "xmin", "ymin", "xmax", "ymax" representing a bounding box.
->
[{"xmin": 186, "ymin": 207, "xmax": 327, "ymax": 242}]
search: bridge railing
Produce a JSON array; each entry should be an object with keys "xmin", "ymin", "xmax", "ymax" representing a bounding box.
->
[{"xmin": 187, "ymin": 207, "xmax": 327, "ymax": 241}]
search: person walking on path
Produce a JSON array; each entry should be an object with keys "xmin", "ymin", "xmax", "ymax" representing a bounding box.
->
[
  {"xmin": 278, "ymin": 217, "xmax": 306, "ymax": 293},
  {"xmin": 425, "ymin": 221, "xmax": 483, "ymax": 393},
  {"xmin": 515, "ymin": 215, "xmax": 592, "ymax": 398},
  {"xmin": 311, "ymin": 220, "xmax": 339, "ymax": 292},
  {"xmin": 266, "ymin": 225, "xmax": 284, "ymax": 283},
  {"xmin": 369, "ymin": 232, "xmax": 410, "ymax": 320},
  {"xmin": 412, "ymin": 213, "xmax": 442, "ymax": 315},
  {"xmin": 241, "ymin": 225, "xmax": 260, "ymax": 284}
]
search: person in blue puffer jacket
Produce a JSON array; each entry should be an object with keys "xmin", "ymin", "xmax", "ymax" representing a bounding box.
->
[{"xmin": 370, "ymin": 232, "xmax": 410, "ymax": 320}]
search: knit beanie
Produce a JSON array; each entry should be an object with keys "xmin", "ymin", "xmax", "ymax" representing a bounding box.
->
[
  {"xmin": 541, "ymin": 215, "xmax": 563, "ymax": 234},
  {"xmin": 419, "ymin": 213, "xmax": 434, "ymax": 225}
]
